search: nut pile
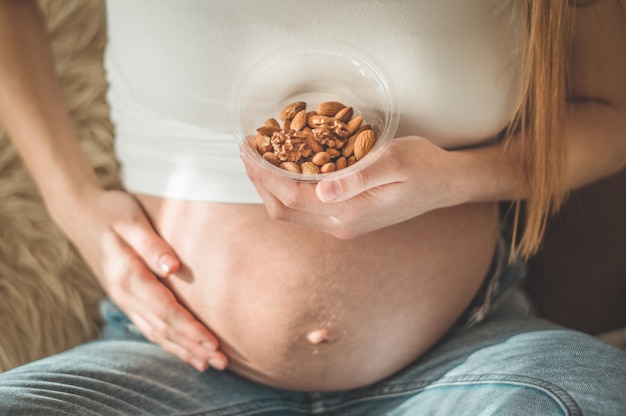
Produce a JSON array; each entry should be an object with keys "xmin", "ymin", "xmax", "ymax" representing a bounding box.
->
[{"xmin": 253, "ymin": 101, "xmax": 377, "ymax": 175}]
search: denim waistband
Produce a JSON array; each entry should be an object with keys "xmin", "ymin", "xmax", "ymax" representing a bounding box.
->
[{"xmin": 455, "ymin": 229, "xmax": 526, "ymax": 328}]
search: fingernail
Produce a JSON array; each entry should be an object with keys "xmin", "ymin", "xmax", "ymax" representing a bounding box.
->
[
  {"xmin": 318, "ymin": 180, "xmax": 340, "ymax": 202},
  {"xmin": 191, "ymin": 358, "xmax": 207, "ymax": 372},
  {"xmin": 157, "ymin": 254, "xmax": 178, "ymax": 275},
  {"xmin": 202, "ymin": 341, "xmax": 216, "ymax": 352},
  {"xmin": 208, "ymin": 358, "xmax": 226, "ymax": 370}
]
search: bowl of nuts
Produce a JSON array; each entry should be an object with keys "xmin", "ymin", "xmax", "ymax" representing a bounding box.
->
[{"xmin": 232, "ymin": 42, "xmax": 399, "ymax": 182}]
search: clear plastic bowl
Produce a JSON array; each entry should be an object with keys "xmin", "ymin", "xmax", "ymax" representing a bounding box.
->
[{"xmin": 232, "ymin": 42, "xmax": 398, "ymax": 182}]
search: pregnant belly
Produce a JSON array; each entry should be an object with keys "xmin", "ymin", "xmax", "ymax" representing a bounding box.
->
[{"xmin": 136, "ymin": 195, "xmax": 499, "ymax": 391}]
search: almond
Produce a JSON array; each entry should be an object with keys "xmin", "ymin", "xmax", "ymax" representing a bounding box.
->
[
  {"xmin": 354, "ymin": 130, "xmax": 376, "ymax": 160},
  {"xmin": 320, "ymin": 162, "xmax": 336, "ymax": 173},
  {"xmin": 301, "ymin": 161, "xmax": 320, "ymax": 175},
  {"xmin": 312, "ymin": 151, "xmax": 331, "ymax": 166},
  {"xmin": 345, "ymin": 116, "xmax": 363, "ymax": 136},
  {"xmin": 256, "ymin": 125, "xmax": 280, "ymax": 136},
  {"xmin": 280, "ymin": 101, "xmax": 306, "ymax": 121},
  {"xmin": 327, "ymin": 148, "xmax": 341, "ymax": 158},
  {"xmin": 255, "ymin": 134, "xmax": 273, "ymax": 154},
  {"xmin": 317, "ymin": 101, "xmax": 345, "ymax": 117},
  {"xmin": 334, "ymin": 106, "xmax": 353, "ymax": 123},
  {"xmin": 291, "ymin": 110, "xmax": 308, "ymax": 131},
  {"xmin": 307, "ymin": 114, "xmax": 334, "ymax": 129},
  {"xmin": 335, "ymin": 156, "xmax": 347, "ymax": 170},
  {"xmin": 262, "ymin": 152, "xmax": 280, "ymax": 166},
  {"xmin": 341, "ymin": 134, "xmax": 358, "ymax": 158},
  {"xmin": 264, "ymin": 118, "xmax": 280, "ymax": 129},
  {"xmin": 280, "ymin": 161, "xmax": 301, "ymax": 173}
]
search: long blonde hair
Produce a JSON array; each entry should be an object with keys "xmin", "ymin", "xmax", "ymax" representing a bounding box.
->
[{"xmin": 507, "ymin": 0, "xmax": 573, "ymax": 259}]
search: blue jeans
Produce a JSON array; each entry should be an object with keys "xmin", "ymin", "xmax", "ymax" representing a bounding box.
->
[{"xmin": 0, "ymin": 288, "xmax": 625, "ymax": 415}]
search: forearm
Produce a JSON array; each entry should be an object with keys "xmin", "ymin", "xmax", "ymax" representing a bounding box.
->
[
  {"xmin": 0, "ymin": 0, "xmax": 101, "ymax": 218},
  {"xmin": 564, "ymin": 99, "xmax": 626, "ymax": 189},
  {"xmin": 455, "ymin": 99, "xmax": 626, "ymax": 204}
]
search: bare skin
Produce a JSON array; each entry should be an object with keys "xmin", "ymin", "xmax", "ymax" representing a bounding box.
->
[{"xmin": 137, "ymin": 194, "xmax": 498, "ymax": 390}]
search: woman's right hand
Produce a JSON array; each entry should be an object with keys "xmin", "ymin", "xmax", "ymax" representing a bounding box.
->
[
  {"xmin": 54, "ymin": 187, "xmax": 228, "ymax": 372},
  {"xmin": 0, "ymin": 0, "xmax": 226, "ymax": 372}
]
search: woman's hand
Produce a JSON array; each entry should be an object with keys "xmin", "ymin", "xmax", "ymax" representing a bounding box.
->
[
  {"xmin": 55, "ymin": 188, "xmax": 228, "ymax": 372},
  {"xmin": 0, "ymin": 0, "xmax": 228, "ymax": 372},
  {"xmin": 242, "ymin": 136, "xmax": 468, "ymax": 238}
]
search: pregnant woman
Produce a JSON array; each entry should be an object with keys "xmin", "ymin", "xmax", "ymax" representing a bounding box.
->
[{"xmin": 0, "ymin": 0, "xmax": 625, "ymax": 414}]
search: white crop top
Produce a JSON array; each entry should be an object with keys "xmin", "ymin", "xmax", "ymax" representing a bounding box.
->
[{"xmin": 104, "ymin": 0, "xmax": 523, "ymax": 203}]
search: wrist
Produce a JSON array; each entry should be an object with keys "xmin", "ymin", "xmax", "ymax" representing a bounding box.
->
[
  {"xmin": 448, "ymin": 141, "xmax": 521, "ymax": 205},
  {"xmin": 44, "ymin": 176, "xmax": 104, "ymax": 229}
]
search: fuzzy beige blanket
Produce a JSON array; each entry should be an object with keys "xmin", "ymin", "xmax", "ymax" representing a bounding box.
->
[{"xmin": 1, "ymin": 0, "xmax": 624, "ymax": 376}]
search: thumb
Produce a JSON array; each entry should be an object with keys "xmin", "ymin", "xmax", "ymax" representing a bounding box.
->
[
  {"xmin": 316, "ymin": 179, "xmax": 344, "ymax": 203},
  {"xmin": 316, "ymin": 161, "xmax": 397, "ymax": 203}
]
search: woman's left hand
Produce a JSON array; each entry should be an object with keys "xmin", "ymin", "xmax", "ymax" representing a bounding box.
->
[{"xmin": 241, "ymin": 136, "xmax": 468, "ymax": 238}]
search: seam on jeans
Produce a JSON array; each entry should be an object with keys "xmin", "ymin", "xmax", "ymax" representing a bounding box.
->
[
  {"xmin": 316, "ymin": 373, "xmax": 582, "ymax": 416},
  {"xmin": 424, "ymin": 377, "xmax": 580, "ymax": 416}
]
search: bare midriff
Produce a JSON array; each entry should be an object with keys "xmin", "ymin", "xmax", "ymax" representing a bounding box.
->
[{"xmin": 136, "ymin": 194, "xmax": 499, "ymax": 391}]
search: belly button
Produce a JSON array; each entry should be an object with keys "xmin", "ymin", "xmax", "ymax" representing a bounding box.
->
[{"xmin": 306, "ymin": 328, "xmax": 332, "ymax": 345}]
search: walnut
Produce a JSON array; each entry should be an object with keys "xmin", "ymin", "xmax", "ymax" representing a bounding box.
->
[{"xmin": 271, "ymin": 131, "xmax": 312, "ymax": 163}]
